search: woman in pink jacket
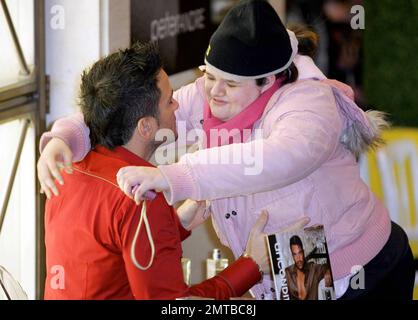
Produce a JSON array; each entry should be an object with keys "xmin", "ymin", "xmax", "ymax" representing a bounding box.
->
[{"xmin": 38, "ymin": 0, "xmax": 415, "ymax": 299}]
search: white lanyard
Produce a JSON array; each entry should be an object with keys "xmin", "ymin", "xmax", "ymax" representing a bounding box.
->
[
  {"xmin": 70, "ymin": 167, "xmax": 155, "ymax": 270},
  {"xmin": 130, "ymin": 200, "xmax": 155, "ymax": 270}
]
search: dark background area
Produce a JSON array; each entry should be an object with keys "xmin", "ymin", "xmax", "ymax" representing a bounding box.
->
[{"xmin": 364, "ymin": 0, "xmax": 418, "ymax": 126}]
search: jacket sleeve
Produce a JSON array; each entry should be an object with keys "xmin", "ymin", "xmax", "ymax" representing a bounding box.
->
[
  {"xmin": 39, "ymin": 112, "xmax": 91, "ymax": 162},
  {"xmin": 173, "ymin": 76, "xmax": 206, "ymax": 134},
  {"xmin": 159, "ymin": 82, "xmax": 343, "ymax": 204},
  {"xmin": 117, "ymin": 196, "xmax": 260, "ymax": 299}
]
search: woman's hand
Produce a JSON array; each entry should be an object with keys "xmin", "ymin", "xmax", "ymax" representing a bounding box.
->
[
  {"xmin": 116, "ymin": 166, "xmax": 169, "ymax": 204},
  {"xmin": 37, "ymin": 138, "xmax": 73, "ymax": 199},
  {"xmin": 244, "ymin": 211, "xmax": 311, "ymax": 275}
]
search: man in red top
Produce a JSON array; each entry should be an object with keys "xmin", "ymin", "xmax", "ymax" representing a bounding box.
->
[{"xmin": 43, "ymin": 42, "xmax": 266, "ymax": 299}]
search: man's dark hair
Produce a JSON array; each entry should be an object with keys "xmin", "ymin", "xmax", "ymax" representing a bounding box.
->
[
  {"xmin": 79, "ymin": 41, "xmax": 162, "ymax": 149},
  {"xmin": 289, "ymin": 235, "xmax": 304, "ymax": 250}
]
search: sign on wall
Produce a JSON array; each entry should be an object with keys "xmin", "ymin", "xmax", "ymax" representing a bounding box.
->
[
  {"xmin": 131, "ymin": 0, "xmax": 213, "ymax": 75},
  {"xmin": 131, "ymin": 0, "xmax": 239, "ymax": 75}
]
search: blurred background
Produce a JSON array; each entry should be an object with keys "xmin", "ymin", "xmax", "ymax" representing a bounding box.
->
[{"xmin": 0, "ymin": 0, "xmax": 417, "ymax": 299}]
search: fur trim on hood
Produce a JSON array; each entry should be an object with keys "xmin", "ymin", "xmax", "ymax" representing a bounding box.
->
[
  {"xmin": 340, "ymin": 110, "xmax": 390, "ymax": 158},
  {"xmin": 326, "ymin": 83, "xmax": 390, "ymax": 158}
]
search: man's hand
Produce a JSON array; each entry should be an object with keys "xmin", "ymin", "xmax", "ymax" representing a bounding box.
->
[
  {"xmin": 37, "ymin": 138, "xmax": 73, "ymax": 199},
  {"xmin": 244, "ymin": 212, "xmax": 311, "ymax": 275},
  {"xmin": 244, "ymin": 210, "xmax": 270, "ymax": 274},
  {"xmin": 176, "ymin": 200, "xmax": 209, "ymax": 230},
  {"xmin": 279, "ymin": 216, "xmax": 312, "ymax": 234}
]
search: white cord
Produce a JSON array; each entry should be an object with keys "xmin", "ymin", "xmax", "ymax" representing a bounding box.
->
[
  {"xmin": 67, "ymin": 166, "xmax": 156, "ymax": 270},
  {"xmin": 130, "ymin": 200, "xmax": 155, "ymax": 270}
]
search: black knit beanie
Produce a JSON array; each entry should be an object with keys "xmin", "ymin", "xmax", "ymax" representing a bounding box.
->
[{"xmin": 204, "ymin": 0, "xmax": 298, "ymax": 79}]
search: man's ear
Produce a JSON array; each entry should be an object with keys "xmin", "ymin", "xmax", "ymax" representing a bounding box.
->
[
  {"xmin": 260, "ymin": 75, "xmax": 276, "ymax": 93},
  {"xmin": 137, "ymin": 117, "xmax": 155, "ymax": 140}
]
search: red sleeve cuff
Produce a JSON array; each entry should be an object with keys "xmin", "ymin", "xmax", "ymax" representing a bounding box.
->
[{"xmin": 216, "ymin": 256, "xmax": 261, "ymax": 297}]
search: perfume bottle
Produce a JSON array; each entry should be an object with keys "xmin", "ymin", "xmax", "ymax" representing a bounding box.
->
[
  {"xmin": 181, "ymin": 258, "xmax": 191, "ymax": 286},
  {"xmin": 206, "ymin": 248, "xmax": 228, "ymax": 279}
]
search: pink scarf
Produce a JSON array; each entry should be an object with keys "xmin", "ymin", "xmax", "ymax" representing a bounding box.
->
[{"xmin": 203, "ymin": 79, "xmax": 282, "ymax": 148}]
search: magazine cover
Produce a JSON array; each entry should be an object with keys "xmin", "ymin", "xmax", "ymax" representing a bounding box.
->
[{"xmin": 266, "ymin": 225, "xmax": 336, "ymax": 300}]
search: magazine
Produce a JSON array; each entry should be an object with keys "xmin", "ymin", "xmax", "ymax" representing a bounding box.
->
[{"xmin": 266, "ymin": 225, "xmax": 336, "ymax": 300}]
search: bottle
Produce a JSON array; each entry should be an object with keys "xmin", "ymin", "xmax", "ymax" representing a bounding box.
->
[
  {"xmin": 206, "ymin": 248, "xmax": 229, "ymax": 279},
  {"xmin": 181, "ymin": 258, "xmax": 191, "ymax": 286}
]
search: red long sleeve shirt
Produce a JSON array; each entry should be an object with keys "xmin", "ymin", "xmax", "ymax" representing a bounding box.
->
[{"xmin": 44, "ymin": 146, "xmax": 260, "ymax": 300}]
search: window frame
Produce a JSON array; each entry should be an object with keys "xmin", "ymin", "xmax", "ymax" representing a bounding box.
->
[{"xmin": 0, "ymin": 0, "xmax": 46, "ymax": 299}]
